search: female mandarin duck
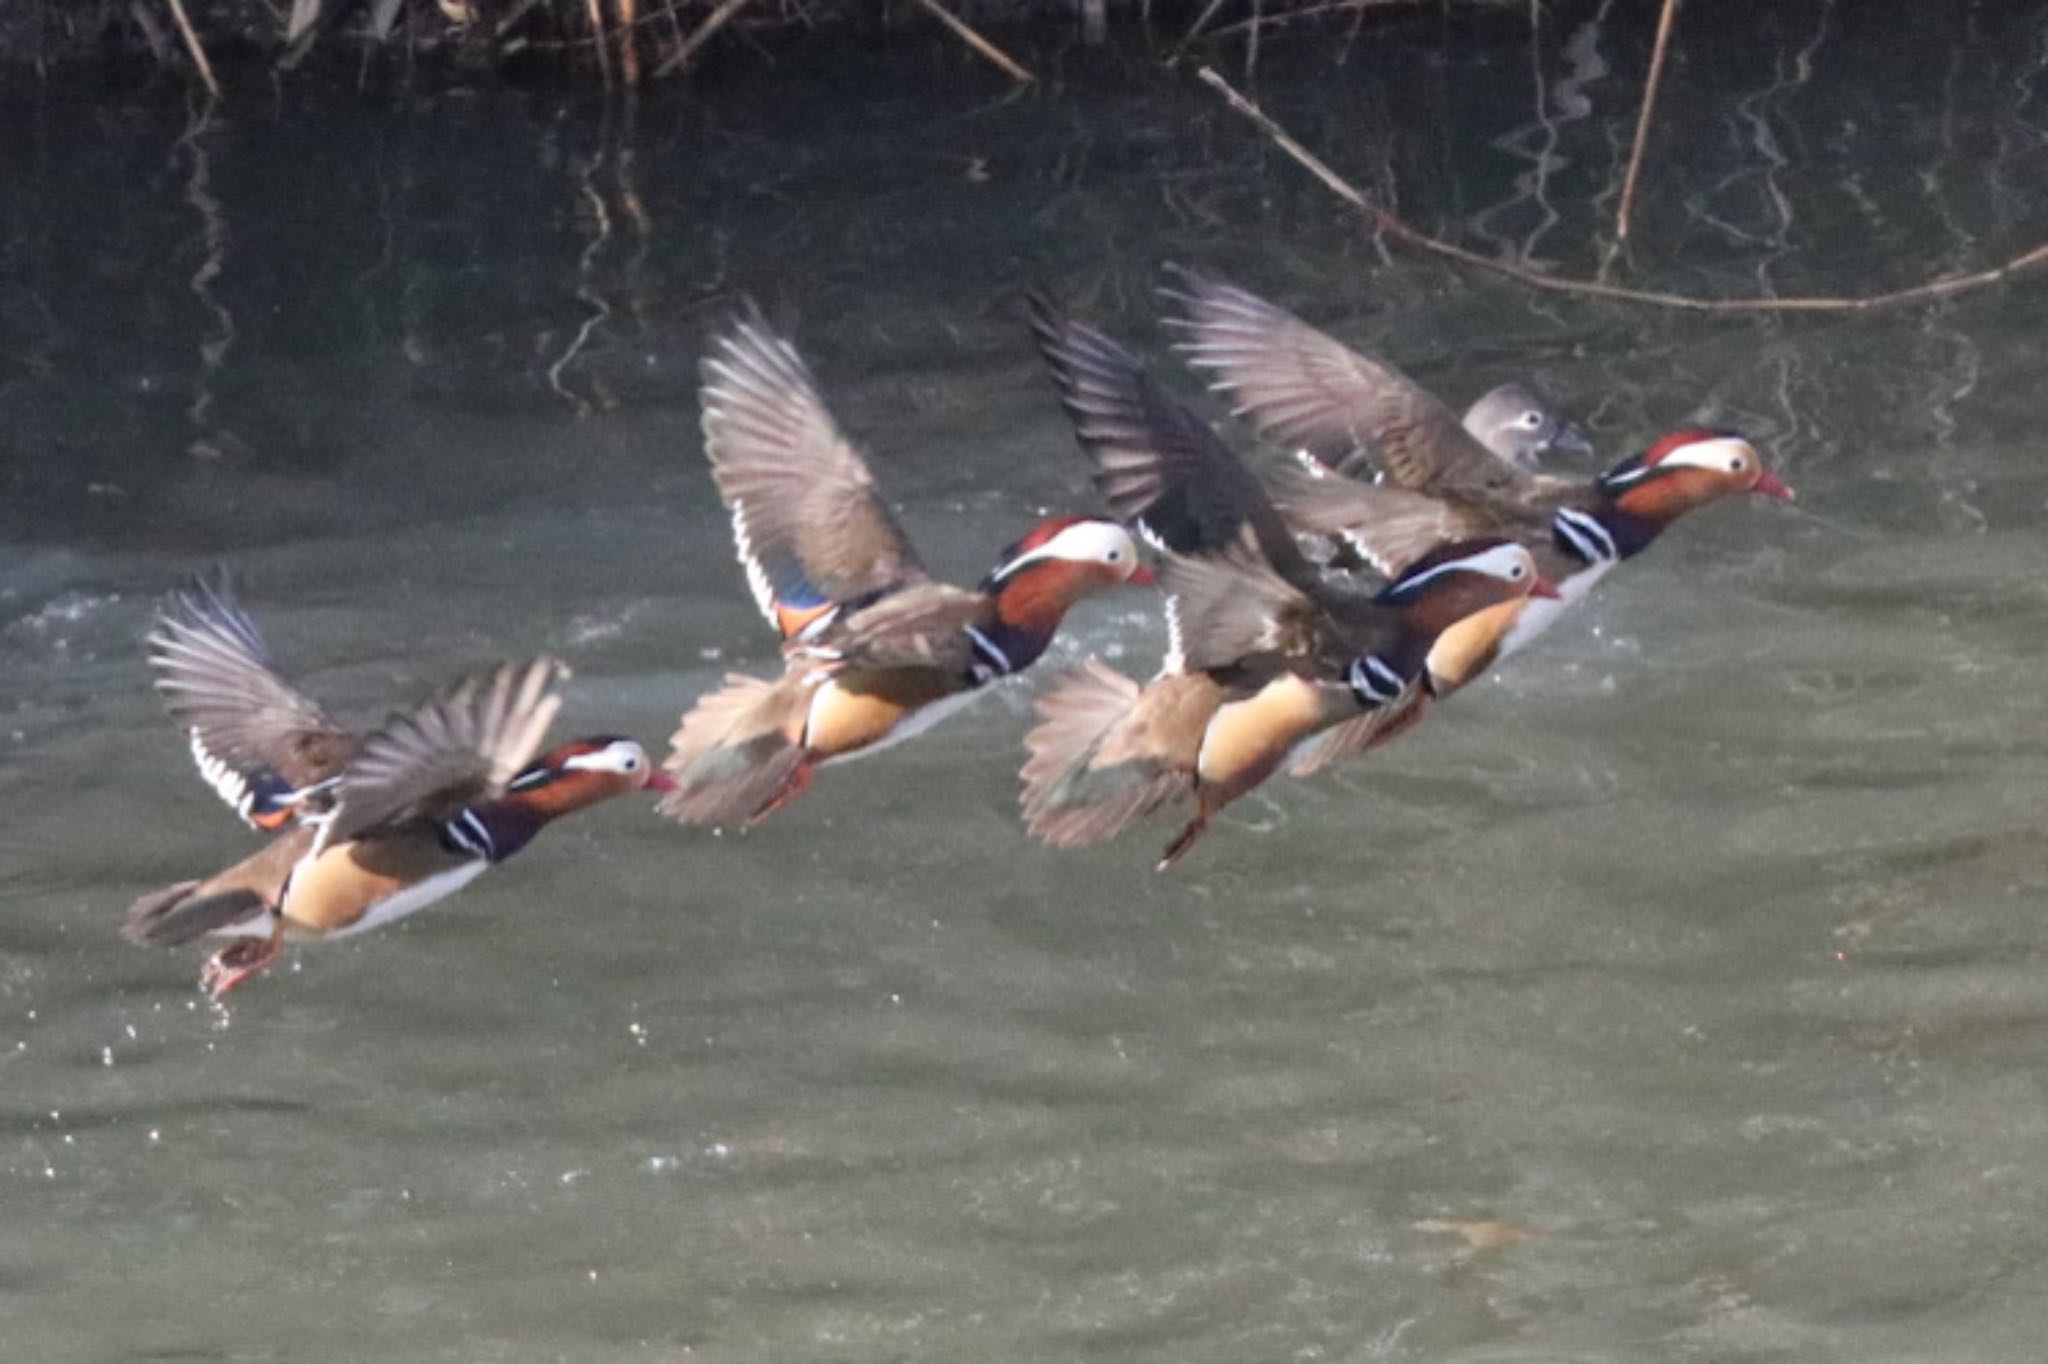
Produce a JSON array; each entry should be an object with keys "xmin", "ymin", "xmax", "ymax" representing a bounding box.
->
[
  {"xmin": 1458, "ymin": 381, "xmax": 1596, "ymax": 472},
  {"xmin": 1155, "ymin": 268, "xmax": 1794, "ymax": 772},
  {"xmin": 1021, "ymin": 302, "xmax": 1555, "ymax": 868},
  {"xmin": 659, "ymin": 309, "xmax": 1147, "ymax": 827},
  {"xmin": 125, "ymin": 575, "xmax": 670, "ymax": 997}
]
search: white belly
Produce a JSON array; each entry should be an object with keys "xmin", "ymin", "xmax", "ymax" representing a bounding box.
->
[
  {"xmin": 1495, "ymin": 559, "xmax": 1614, "ymax": 663},
  {"xmin": 283, "ymin": 859, "xmax": 492, "ymax": 941}
]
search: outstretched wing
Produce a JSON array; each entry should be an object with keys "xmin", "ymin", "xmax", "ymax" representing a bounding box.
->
[
  {"xmin": 317, "ymin": 658, "xmax": 568, "ymax": 851},
  {"xmin": 1157, "ymin": 533, "xmax": 1354, "ymax": 679},
  {"xmin": 700, "ymin": 308, "xmax": 927, "ymax": 637},
  {"xmin": 1025, "ymin": 294, "xmax": 1316, "ymax": 588},
  {"xmin": 146, "ymin": 570, "xmax": 356, "ymax": 825},
  {"xmin": 1265, "ymin": 459, "xmax": 1523, "ymax": 576},
  {"xmin": 798, "ymin": 581, "xmax": 988, "ymax": 676},
  {"xmin": 1163, "ymin": 266, "xmax": 1536, "ymax": 501}
]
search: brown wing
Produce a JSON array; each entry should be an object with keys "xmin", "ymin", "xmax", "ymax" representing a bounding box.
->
[
  {"xmin": 318, "ymin": 658, "xmax": 568, "ymax": 850},
  {"xmin": 147, "ymin": 571, "xmax": 357, "ymax": 806},
  {"xmin": 1162, "ymin": 266, "xmax": 1537, "ymax": 501},
  {"xmin": 1019, "ymin": 660, "xmax": 1205, "ymax": 846},
  {"xmin": 1025, "ymin": 294, "xmax": 1317, "ymax": 587},
  {"xmin": 799, "ymin": 582, "xmax": 988, "ymax": 676},
  {"xmin": 1158, "ymin": 533, "xmax": 1379, "ymax": 680},
  {"xmin": 700, "ymin": 308, "xmax": 927, "ymax": 631},
  {"xmin": 1265, "ymin": 460, "xmax": 1532, "ymax": 575},
  {"xmin": 121, "ymin": 825, "xmax": 316, "ymax": 946}
]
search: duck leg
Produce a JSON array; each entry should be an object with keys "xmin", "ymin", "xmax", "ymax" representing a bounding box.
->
[
  {"xmin": 200, "ymin": 924, "xmax": 285, "ymax": 999},
  {"xmin": 747, "ymin": 759, "xmax": 815, "ymax": 825},
  {"xmin": 1156, "ymin": 809, "xmax": 1210, "ymax": 872}
]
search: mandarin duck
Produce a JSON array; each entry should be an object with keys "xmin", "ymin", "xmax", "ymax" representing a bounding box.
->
[
  {"xmin": 1158, "ymin": 269, "xmax": 1793, "ymax": 771},
  {"xmin": 1455, "ymin": 381, "xmax": 1594, "ymax": 472},
  {"xmin": 659, "ymin": 310, "xmax": 1148, "ymax": 827},
  {"xmin": 1021, "ymin": 302, "xmax": 1554, "ymax": 867},
  {"xmin": 125, "ymin": 575, "xmax": 669, "ymax": 997}
]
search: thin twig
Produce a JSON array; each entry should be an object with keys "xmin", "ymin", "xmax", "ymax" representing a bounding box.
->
[
  {"xmin": 1169, "ymin": 0, "xmax": 1230, "ymax": 65},
  {"xmin": 1198, "ymin": 65, "xmax": 2048, "ymax": 314},
  {"xmin": 908, "ymin": 0, "xmax": 1035, "ymax": 84},
  {"xmin": 162, "ymin": 0, "xmax": 220, "ymax": 98},
  {"xmin": 652, "ymin": 0, "xmax": 760, "ymax": 78},
  {"xmin": 615, "ymin": 0, "xmax": 640, "ymax": 84},
  {"xmin": 585, "ymin": 0, "xmax": 613, "ymax": 84},
  {"xmin": 1615, "ymin": 0, "xmax": 1681, "ymax": 244}
]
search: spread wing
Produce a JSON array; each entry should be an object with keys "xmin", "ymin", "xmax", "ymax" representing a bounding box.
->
[
  {"xmin": 1266, "ymin": 459, "xmax": 1530, "ymax": 575},
  {"xmin": 1162, "ymin": 266, "xmax": 1538, "ymax": 501},
  {"xmin": 317, "ymin": 658, "xmax": 568, "ymax": 851},
  {"xmin": 146, "ymin": 570, "xmax": 357, "ymax": 823},
  {"xmin": 701, "ymin": 309, "xmax": 927, "ymax": 636},
  {"xmin": 1025, "ymin": 294, "xmax": 1316, "ymax": 587},
  {"xmin": 797, "ymin": 581, "xmax": 989, "ymax": 676},
  {"xmin": 1158, "ymin": 533, "xmax": 1376, "ymax": 680}
]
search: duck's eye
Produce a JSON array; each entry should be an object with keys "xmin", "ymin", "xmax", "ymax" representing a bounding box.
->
[
  {"xmin": 1106, "ymin": 548, "xmax": 1123, "ymax": 562},
  {"xmin": 622, "ymin": 755, "xmax": 641, "ymax": 771},
  {"xmin": 1727, "ymin": 456, "xmax": 1747, "ymax": 473},
  {"xmin": 1509, "ymin": 564, "xmax": 1526, "ymax": 579},
  {"xmin": 1518, "ymin": 410, "xmax": 1544, "ymax": 429}
]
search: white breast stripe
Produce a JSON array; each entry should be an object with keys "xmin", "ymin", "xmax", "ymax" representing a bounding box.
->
[
  {"xmin": 447, "ymin": 808, "xmax": 496, "ymax": 861},
  {"xmin": 1346, "ymin": 654, "xmax": 1405, "ymax": 708},
  {"xmin": 963, "ymin": 625, "xmax": 1013, "ymax": 683},
  {"xmin": 1553, "ymin": 507, "xmax": 1618, "ymax": 564}
]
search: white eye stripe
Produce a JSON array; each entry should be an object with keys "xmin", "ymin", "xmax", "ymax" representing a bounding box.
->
[
  {"xmin": 1655, "ymin": 437, "xmax": 1757, "ymax": 475},
  {"xmin": 1396, "ymin": 543, "xmax": 1539, "ymax": 594},
  {"xmin": 563, "ymin": 742, "xmax": 653, "ymax": 777},
  {"xmin": 1002, "ymin": 522, "xmax": 1141, "ymax": 574}
]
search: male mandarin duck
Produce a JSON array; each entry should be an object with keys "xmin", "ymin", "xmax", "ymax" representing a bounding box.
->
[
  {"xmin": 1023, "ymin": 533, "xmax": 1551, "ymax": 869},
  {"xmin": 1157, "ymin": 268, "xmax": 1794, "ymax": 771},
  {"xmin": 125, "ymin": 575, "xmax": 670, "ymax": 997},
  {"xmin": 659, "ymin": 309, "xmax": 1148, "ymax": 827},
  {"xmin": 1021, "ymin": 301, "xmax": 1555, "ymax": 867}
]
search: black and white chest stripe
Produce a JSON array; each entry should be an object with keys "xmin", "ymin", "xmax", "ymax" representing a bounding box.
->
[
  {"xmin": 1345, "ymin": 653, "xmax": 1407, "ymax": 709},
  {"xmin": 1551, "ymin": 507, "xmax": 1619, "ymax": 566},
  {"xmin": 440, "ymin": 808, "xmax": 498, "ymax": 862},
  {"xmin": 964, "ymin": 625, "xmax": 1015, "ymax": 686}
]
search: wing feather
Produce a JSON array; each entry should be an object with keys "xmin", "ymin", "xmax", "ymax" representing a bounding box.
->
[
  {"xmin": 1162, "ymin": 267, "xmax": 1535, "ymax": 500},
  {"xmin": 1026, "ymin": 294, "xmax": 1316, "ymax": 587},
  {"xmin": 701, "ymin": 309, "xmax": 926, "ymax": 631},
  {"xmin": 146, "ymin": 570, "xmax": 356, "ymax": 820},
  {"xmin": 317, "ymin": 658, "xmax": 568, "ymax": 851}
]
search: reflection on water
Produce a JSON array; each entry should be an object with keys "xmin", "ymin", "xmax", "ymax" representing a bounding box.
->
[{"xmin": 8, "ymin": 2, "xmax": 2048, "ymax": 1359}]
